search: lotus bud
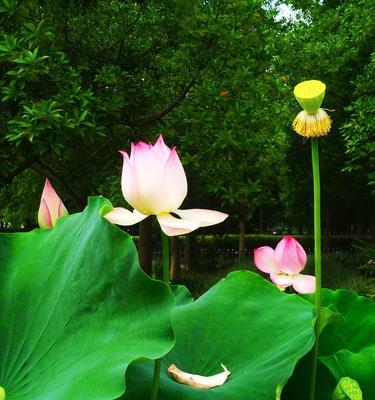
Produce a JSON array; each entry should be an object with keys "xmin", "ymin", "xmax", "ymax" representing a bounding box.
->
[
  {"xmin": 38, "ymin": 179, "xmax": 68, "ymax": 229},
  {"xmin": 168, "ymin": 363, "xmax": 231, "ymax": 390},
  {"xmin": 0, "ymin": 387, "xmax": 5, "ymax": 400},
  {"xmin": 293, "ymin": 80, "xmax": 332, "ymax": 137},
  {"xmin": 332, "ymin": 377, "xmax": 362, "ymax": 400}
]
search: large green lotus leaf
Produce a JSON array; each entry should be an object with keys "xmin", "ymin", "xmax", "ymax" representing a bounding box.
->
[
  {"xmin": 282, "ymin": 289, "xmax": 375, "ymax": 399},
  {"xmin": 124, "ymin": 271, "xmax": 316, "ymax": 400},
  {"xmin": 0, "ymin": 197, "xmax": 174, "ymax": 400},
  {"xmin": 310, "ymin": 289, "xmax": 375, "ymax": 355},
  {"xmin": 321, "ymin": 345, "xmax": 375, "ymax": 398},
  {"xmin": 170, "ymin": 284, "xmax": 194, "ymax": 307}
]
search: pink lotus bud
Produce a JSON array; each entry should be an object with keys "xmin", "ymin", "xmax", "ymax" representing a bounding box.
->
[
  {"xmin": 38, "ymin": 179, "xmax": 68, "ymax": 229},
  {"xmin": 274, "ymin": 236, "xmax": 307, "ymax": 275},
  {"xmin": 254, "ymin": 237, "xmax": 315, "ymax": 294}
]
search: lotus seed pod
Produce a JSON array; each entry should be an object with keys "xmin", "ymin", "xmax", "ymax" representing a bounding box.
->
[
  {"xmin": 292, "ymin": 80, "xmax": 332, "ymax": 137},
  {"xmin": 332, "ymin": 377, "xmax": 362, "ymax": 400},
  {"xmin": 294, "ymin": 80, "xmax": 326, "ymax": 114}
]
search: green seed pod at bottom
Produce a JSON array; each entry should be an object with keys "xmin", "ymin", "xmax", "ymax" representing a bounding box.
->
[{"xmin": 332, "ymin": 377, "xmax": 362, "ymax": 400}]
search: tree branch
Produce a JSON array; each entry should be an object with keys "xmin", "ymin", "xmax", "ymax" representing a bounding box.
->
[
  {"xmin": 125, "ymin": 77, "xmax": 196, "ymax": 127},
  {"xmin": 32, "ymin": 160, "xmax": 83, "ymax": 209},
  {"xmin": 0, "ymin": 157, "xmax": 37, "ymax": 186}
]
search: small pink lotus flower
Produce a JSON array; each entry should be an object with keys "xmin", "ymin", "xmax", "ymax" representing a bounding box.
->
[
  {"xmin": 104, "ymin": 135, "xmax": 228, "ymax": 236},
  {"xmin": 254, "ymin": 236, "xmax": 315, "ymax": 294},
  {"xmin": 38, "ymin": 179, "xmax": 68, "ymax": 229}
]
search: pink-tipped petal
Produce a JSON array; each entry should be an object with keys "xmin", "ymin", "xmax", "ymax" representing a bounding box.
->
[
  {"xmin": 157, "ymin": 213, "xmax": 200, "ymax": 236},
  {"xmin": 57, "ymin": 199, "xmax": 68, "ymax": 221},
  {"xmin": 104, "ymin": 207, "xmax": 148, "ymax": 226},
  {"xmin": 38, "ymin": 179, "xmax": 68, "ymax": 228},
  {"xmin": 164, "ymin": 148, "xmax": 188, "ymax": 210},
  {"xmin": 152, "ymin": 134, "xmax": 171, "ymax": 162},
  {"xmin": 133, "ymin": 141, "xmax": 170, "ymax": 214},
  {"xmin": 38, "ymin": 199, "xmax": 53, "ymax": 229},
  {"xmin": 254, "ymin": 246, "xmax": 279, "ymax": 274},
  {"xmin": 291, "ymin": 274, "xmax": 316, "ymax": 294},
  {"xmin": 120, "ymin": 151, "xmax": 145, "ymax": 212},
  {"xmin": 269, "ymin": 273, "xmax": 294, "ymax": 288},
  {"xmin": 275, "ymin": 236, "xmax": 307, "ymax": 275},
  {"xmin": 174, "ymin": 208, "xmax": 228, "ymax": 227}
]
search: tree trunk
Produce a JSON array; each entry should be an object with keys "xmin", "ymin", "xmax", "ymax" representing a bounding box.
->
[
  {"xmin": 138, "ymin": 217, "xmax": 152, "ymax": 275},
  {"xmin": 170, "ymin": 236, "xmax": 181, "ymax": 281},
  {"xmin": 239, "ymin": 218, "xmax": 246, "ymax": 261}
]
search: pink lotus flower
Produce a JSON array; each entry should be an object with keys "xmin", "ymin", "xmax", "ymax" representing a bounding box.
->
[
  {"xmin": 254, "ymin": 236, "xmax": 315, "ymax": 294},
  {"xmin": 104, "ymin": 135, "xmax": 228, "ymax": 236},
  {"xmin": 38, "ymin": 179, "xmax": 68, "ymax": 229}
]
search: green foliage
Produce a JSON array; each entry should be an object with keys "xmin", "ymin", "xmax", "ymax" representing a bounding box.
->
[
  {"xmin": 0, "ymin": 196, "xmax": 175, "ymax": 399},
  {"xmin": 341, "ymin": 53, "xmax": 375, "ymax": 192},
  {"xmin": 124, "ymin": 271, "xmax": 316, "ymax": 400},
  {"xmin": 283, "ymin": 288, "xmax": 375, "ymax": 399}
]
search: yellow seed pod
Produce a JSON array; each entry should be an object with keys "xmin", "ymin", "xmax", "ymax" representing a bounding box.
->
[
  {"xmin": 293, "ymin": 80, "xmax": 332, "ymax": 138},
  {"xmin": 294, "ymin": 80, "xmax": 326, "ymax": 113},
  {"xmin": 0, "ymin": 387, "xmax": 5, "ymax": 400}
]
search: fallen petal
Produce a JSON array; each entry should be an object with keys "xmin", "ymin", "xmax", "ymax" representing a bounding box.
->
[
  {"xmin": 168, "ymin": 363, "xmax": 231, "ymax": 390},
  {"xmin": 104, "ymin": 207, "xmax": 148, "ymax": 226}
]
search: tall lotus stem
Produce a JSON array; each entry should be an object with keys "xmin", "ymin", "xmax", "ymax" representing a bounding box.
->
[
  {"xmin": 292, "ymin": 80, "xmax": 331, "ymax": 400},
  {"xmin": 150, "ymin": 232, "xmax": 170, "ymax": 400},
  {"xmin": 309, "ymin": 138, "xmax": 322, "ymax": 400}
]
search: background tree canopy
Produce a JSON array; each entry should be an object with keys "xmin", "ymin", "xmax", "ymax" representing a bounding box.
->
[{"xmin": 0, "ymin": 0, "xmax": 374, "ymax": 239}]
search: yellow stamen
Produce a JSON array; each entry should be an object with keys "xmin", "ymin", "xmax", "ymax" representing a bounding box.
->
[
  {"xmin": 293, "ymin": 109, "xmax": 332, "ymax": 137},
  {"xmin": 0, "ymin": 387, "xmax": 5, "ymax": 400}
]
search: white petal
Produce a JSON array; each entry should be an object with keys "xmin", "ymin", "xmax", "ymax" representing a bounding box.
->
[
  {"xmin": 133, "ymin": 142, "xmax": 170, "ymax": 214},
  {"xmin": 291, "ymin": 274, "xmax": 316, "ymax": 294},
  {"xmin": 168, "ymin": 363, "xmax": 231, "ymax": 390},
  {"xmin": 174, "ymin": 208, "xmax": 228, "ymax": 227},
  {"xmin": 152, "ymin": 134, "xmax": 171, "ymax": 163},
  {"xmin": 164, "ymin": 148, "xmax": 188, "ymax": 210},
  {"xmin": 120, "ymin": 151, "xmax": 144, "ymax": 212},
  {"xmin": 157, "ymin": 213, "xmax": 200, "ymax": 236},
  {"xmin": 104, "ymin": 208, "xmax": 148, "ymax": 226},
  {"xmin": 269, "ymin": 273, "xmax": 294, "ymax": 288}
]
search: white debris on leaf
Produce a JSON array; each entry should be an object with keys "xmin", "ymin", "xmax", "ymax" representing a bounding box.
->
[{"xmin": 168, "ymin": 363, "xmax": 231, "ymax": 390}]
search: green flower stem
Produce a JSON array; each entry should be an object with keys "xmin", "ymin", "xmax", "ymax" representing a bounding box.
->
[
  {"xmin": 150, "ymin": 359, "xmax": 162, "ymax": 400},
  {"xmin": 150, "ymin": 231, "xmax": 170, "ymax": 400},
  {"xmin": 162, "ymin": 231, "xmax": 170, "ymax": 283},
  {"xmin": 310, "ymin": 138, "xmax": 322, "ymax": 400}
]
